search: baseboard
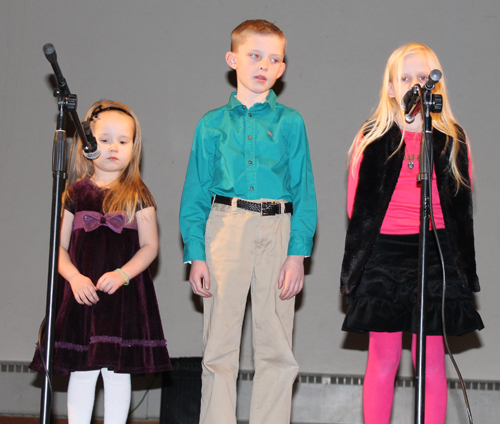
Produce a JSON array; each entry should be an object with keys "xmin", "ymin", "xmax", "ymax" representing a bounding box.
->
[
  {"xmin": 0, "ymin": 418, "xmax": 159, "ymax": 424},
  {"xmin": 2, "ymin": 361, "xmax": 500, "ymax": 423}
]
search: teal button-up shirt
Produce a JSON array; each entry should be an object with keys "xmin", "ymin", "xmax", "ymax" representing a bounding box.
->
[{"xmin": 179, "ymin": 90, "xmax": 317, "ymax": 262}]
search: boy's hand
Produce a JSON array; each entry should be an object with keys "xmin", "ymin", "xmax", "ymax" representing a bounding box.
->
[
  {"xmin": 278, "ymin": 255, "xmax": 305, "ymax": 300},
  {"xmin": 68, "ymin": 274, "xmax": 99, "ymax": 306},
  {"xmin": 189, "ymin": 260, "xmax": 212, "ymax": 298},
  {"xmin": 96, "ymin": 271, "xmax": 127, "ymax": 295}
]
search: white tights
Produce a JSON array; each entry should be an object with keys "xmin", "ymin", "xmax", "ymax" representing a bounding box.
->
[{"xmin": 67, "ymin": 368, "xmax": 131, "ymax": 424}]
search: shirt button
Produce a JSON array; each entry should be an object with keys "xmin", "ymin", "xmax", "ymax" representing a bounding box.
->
[
  {"xmin": 250, "ymin": 187, "xmax": 254, "ymax": 190},
  {"xmin": 248, "ymin": 113, "xmax": 252, "ymax": 117},
  {"xmin": 242, "ymin": 106, "xmax": 246, "ymax": 109},
  {"xmin": 248, "ymin": 136, "xmax": 252, "ymax": 139},
  {"xmin": 248, "ymin": 160, "xmax": 252, "ymax": 165}
]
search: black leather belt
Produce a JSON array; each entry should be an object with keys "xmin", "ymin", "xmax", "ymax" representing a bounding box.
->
[{"xmin": 213, "ymin": 195, "xmax": 293, "ymax": 216}]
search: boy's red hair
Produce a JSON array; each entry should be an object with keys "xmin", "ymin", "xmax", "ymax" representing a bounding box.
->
[{"xmin": 231, "ymin": 19, "xmax": 286, "ymax": 52}]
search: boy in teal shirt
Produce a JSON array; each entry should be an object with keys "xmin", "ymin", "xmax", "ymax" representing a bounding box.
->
[{"xmin": 179, "ymin": 19, "xmax": 317, "ymax": 424}]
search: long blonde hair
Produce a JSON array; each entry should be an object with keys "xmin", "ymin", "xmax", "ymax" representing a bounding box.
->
[
  {"xmin": 349, "ymin": 43, "xmax": 469, "ymax": 189},
  {"xmin": 67, "ymin": 100, "xmax": 155, "ymax": 221}
]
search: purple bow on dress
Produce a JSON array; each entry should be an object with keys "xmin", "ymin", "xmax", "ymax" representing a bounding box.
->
[{"xmin": 73, "ymin": 211, "xmax": 137, "ymax": 233}]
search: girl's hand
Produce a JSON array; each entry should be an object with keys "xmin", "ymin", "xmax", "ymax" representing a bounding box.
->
[
  {"xmin": 68, "ymin": 274, "xmax": 99, "ymax": 306},
  {"xmin": 95, "ymin": 206, "xmax": 158, "ymax": 296},
  {"xmin": 96, "ymin": 271, "xmax": 127, "ymax": 295},
  {"xmin": 59, "ymin": 210, "xmax": 99, "ymax": 306}
]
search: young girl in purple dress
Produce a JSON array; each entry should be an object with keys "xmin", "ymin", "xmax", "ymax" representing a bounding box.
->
[{"xmin": 30, "ymin": 100, "xmax": 171, "ymax": 424}]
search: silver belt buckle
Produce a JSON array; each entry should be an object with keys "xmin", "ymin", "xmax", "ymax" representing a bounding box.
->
[{"xmin": 261, "ymin": 201, "xmax": 279, "ymax": 216}]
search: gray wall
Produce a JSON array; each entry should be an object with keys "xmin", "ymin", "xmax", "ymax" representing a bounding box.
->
[{"xmin": 1, "ymin": 0, "xmax": 499, "ymax": 385}]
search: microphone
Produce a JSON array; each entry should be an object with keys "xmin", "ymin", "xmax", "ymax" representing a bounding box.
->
[
  {"xmin": 400, "ymin": 84, "xmax": 422, "ymax": 123},
  {"xmin": 43, "ymin": 43, "xmax": 70, "ymax": 96},
  {"xmin": 43, "ymin": 43, "xmax": 101, "ymax": 160},
  {"xmin": 425, "ymin": 69, "xmax": 442, "ymax": 90},
  {"xmin": 82, "ymin": 121, "xmax": 102, "ymax": 160}
]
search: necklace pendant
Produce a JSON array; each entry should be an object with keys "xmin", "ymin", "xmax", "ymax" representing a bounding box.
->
[{"xmin": 408, "ymin": 160, "xmax": 414, "ymax": 170}]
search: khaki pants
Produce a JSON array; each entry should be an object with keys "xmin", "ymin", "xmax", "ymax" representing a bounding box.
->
[{"xmin": 200, "ymin": 200, "xmax": 298, "ymax": 424}]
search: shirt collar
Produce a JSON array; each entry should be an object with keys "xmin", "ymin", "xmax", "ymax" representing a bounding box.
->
[{"xmin": 226, "ymin": 90, "xmax": 277, "ymax": 113}]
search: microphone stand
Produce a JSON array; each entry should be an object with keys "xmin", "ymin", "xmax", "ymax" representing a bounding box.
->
[
  {"xmin": 39, "ymin": 44, "xmax": 89, "ymax": 424},
  {"xmin": 414, "ymin": 71, "xmax": 443, "ymax": 424}
]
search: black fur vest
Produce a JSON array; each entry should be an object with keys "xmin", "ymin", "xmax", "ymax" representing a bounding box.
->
[{"xmin": 340, "ymin": 123, "xmax": 480, "ymax": 296}]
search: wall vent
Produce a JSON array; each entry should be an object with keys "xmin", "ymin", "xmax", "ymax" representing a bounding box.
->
[
  {"xmin": 0, "ymin": 362, "xmax": 35, "ymax": 374},
  {"xmin": 239, "ymin": 370, "xmax": 500, "ymax": 391},
  {"xmin": 2, "ymin": 362, "xmax": 499, "ymax": 391}
]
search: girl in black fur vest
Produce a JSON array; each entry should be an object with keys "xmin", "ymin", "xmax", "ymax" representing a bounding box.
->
[{"xmin": 340, "ymin": 43, "xmax": 483, "ymax": 424}]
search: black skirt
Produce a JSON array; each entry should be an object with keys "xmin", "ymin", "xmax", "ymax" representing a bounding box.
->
[{"xmin": 342, "ymin": 229, "xmax": 484, "ymax": 336}]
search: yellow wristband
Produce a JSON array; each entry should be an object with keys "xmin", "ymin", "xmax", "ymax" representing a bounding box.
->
[{"xmin": 115, "ymin": 268, "xmax": 130, "ymax": 286}]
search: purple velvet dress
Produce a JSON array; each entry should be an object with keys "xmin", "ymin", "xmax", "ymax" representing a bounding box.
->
[{"xmin": 30, "ymin": 179, "xmax": 171, "ymax": 375}]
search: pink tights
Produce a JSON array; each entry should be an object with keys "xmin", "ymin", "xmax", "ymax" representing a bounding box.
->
[{"xmin": 362, "ymin": 332, "xmax": 447, "ymax": 424}]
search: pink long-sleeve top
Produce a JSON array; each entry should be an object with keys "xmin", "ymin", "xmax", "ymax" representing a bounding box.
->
[{"xmin": 347, "ymin": 131, "xmax": 455, "ymax": 234}]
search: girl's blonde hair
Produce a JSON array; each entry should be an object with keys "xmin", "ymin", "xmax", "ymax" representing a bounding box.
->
[
  {"xmin": 68, "ymin": 99, "xmax": 155, "ymax": 221},
  {"xmin": 349, "ymin": 43, "xmax": 468, "ymax": 189}
]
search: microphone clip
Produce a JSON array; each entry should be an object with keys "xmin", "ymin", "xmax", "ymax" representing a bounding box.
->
[{"xmin": 400, "ymin": 84, "xmax": 422, "ymax": 123}]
